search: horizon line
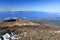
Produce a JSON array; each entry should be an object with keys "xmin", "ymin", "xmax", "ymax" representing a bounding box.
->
[{"xmin": 0, "ymin": 10, "xmax": 60, "ymax": 13}]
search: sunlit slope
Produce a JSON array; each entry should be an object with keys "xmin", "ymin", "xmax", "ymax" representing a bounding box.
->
[{"xmin": 0, "ymin": 18, "xmax": 40, "ymax": 27}]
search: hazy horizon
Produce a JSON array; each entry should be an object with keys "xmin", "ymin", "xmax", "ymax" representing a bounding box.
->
[
  {"xmin": 0, "ymin": 0, "xmax": 60, "ymax": 13},
  {"xmin": 0, "ymin": 0, "xmax": 60, "ymax": 21}
]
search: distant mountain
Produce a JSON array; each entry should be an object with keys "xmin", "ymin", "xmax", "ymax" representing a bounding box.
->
[
  {"xmin": 32, "ymin": 17, "xmax": 60, "ymax": 26},
  {"xmin": 0, "ymin": 11, "xmax": 60, "ymax": 21}
]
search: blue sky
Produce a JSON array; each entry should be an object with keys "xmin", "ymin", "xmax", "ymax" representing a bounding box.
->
[{"xmin": 0, "ymin": 0, "xmax": 60, "ymax": 13}]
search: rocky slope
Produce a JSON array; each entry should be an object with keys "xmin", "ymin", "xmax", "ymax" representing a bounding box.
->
[{"xmin": 0, "ymin": 18, "xmax": 60, "ymax": 40}]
